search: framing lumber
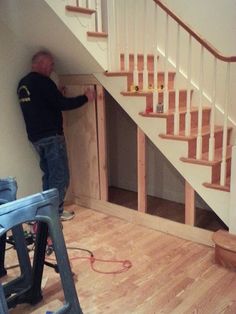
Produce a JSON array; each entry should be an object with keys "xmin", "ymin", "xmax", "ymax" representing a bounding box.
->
[
  {"xmin": 185, "ymin": 180, "xmax": 196, "ymax": 226},
  {"xmin": 137, "ymin": 127, "xmax": 147, "ymax": 212},
  {"xmin": 60, "ymin": 74, "xmax": 99, "ymax": 86},
  {"xmin": 96, "ymin": 85, "xmax": 108, "ymax": 201}
]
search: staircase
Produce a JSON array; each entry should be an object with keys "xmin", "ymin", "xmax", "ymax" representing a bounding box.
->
[
  {"xmin": 103, "ymin": 54, "xmax": 232, "ymax": 197},
  {"xmin": 44, "ymin": 0, "xmax": 236, "ymax": 231}
]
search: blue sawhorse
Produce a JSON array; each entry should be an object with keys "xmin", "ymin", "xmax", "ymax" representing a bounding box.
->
[{"xmin": 0, "ymin": 186, "xmax": 83, "ymax": 314}]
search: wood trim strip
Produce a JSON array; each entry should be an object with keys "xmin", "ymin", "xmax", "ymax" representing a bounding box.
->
[
  {"xmin": 60, "ymin": 74, "xmax": 99, "ymax": 86},
  {"xmin": 65, "ymin": 5, "xmax": 96, "ymax": 15},
  {"xmin": 96, "ymin": 85, "xmax": 108, "ymax": 201},
  {"xmin": 203, "ymin": 182, "xmax": 230, "ymax": 192},
  {"xmin": 137, "ymin": 127, "xmax": 147, "ymax": 212},
  {"xmin": 87, "ymin": 31, "xmax": 108, "ymax": 38},
  {"xmin": 74, "ymin": 195, "xmax": 214, "ymax": 247},
  {"xmin": 185, "ymin": 180, "xmax": 195, "ymax": 226},
  {"xmin": 153, "ymin": 0, "xmax": 236, "ymax": 62}
]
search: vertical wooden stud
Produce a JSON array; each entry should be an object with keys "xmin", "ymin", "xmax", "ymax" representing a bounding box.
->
[
  {"xmin": 96, "ymin": 85, "xmax": 108, "ymax": 201},
  {"xmin": 137, "ymin": 127, "xmax": 147, "ymax": 212},
  {"xmin": 185, "ymin": 180, "xmax": 195, "ymax": 225}
]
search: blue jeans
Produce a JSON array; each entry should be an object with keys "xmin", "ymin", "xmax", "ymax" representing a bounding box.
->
[{"xmin": 33, "ymin": 135, "xmax": 70, "ymax": 214}]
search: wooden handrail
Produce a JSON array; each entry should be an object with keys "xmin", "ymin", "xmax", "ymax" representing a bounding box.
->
[{"xmin": 154, "ymin": 0, "xmax": 236, "ymax": 62}]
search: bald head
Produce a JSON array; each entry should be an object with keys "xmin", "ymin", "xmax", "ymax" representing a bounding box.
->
[{"xmin": 31, "ymin": 50, "xmax": 54, "ymax": 77}]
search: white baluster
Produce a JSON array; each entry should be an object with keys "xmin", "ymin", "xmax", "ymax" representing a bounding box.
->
[
  {"xmin": 153, "ymin": 4, "xmax": 159, "ymax": 108},
  {"xmin": 185, "ymin": 35, "xmax": 192, "ymax": 136},
  {"xmin": 124, "ymin": 0, "xmax": 129, "ymax": 71},
  {"xmin": 208, "ymin": 58, "xmax": 217, "ymax": 161},
  {"xmin": 196, "ymin": 46, "xmax": 204, "ymax": 160},
  {"xmin": 88, "ymin": 0, "xmax": 95, "ymax": 32},
  {"xmin": 220, "ymin": 62, "xmax": 231, "ymax": 186},
  {"xmin": 163, "ymin": 13, "xmax": 169, "ymax": 112},
  {"xmin": 142, "ymin": 0, "xmax": 148, "ymax": 91},
  {"xmin": 115, "ymin": 0, "xmax": 120, "ymax": 71},
  {"xmin": 67, "ymin": 0, "xmax": 77, "ymax": 6},
  {"xmin": 87, "ymin": 0, "xmax": 93, "ymax": 9},
  {"xmin": 77, "ymin": 0, "xmax": 83, "ymax": 7},
  {"xmin": 106, "ymin": 0, "xmax": 116, "ymax": 71},
  {"xmin": 133, "ymin": 0, "xmax": 139, "ymax": 88},
  {"xmin": 174, "ymin": 25, "xmax": 180, "ymax": 135},
  {"xmin": 95, "ymin": 0, "xmax": 102, "ymax": 33}
]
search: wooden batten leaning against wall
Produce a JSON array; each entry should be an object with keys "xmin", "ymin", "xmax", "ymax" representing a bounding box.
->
[{"xmin": 60, "ymin": 74, "xmax": 214, "ymax": 248}]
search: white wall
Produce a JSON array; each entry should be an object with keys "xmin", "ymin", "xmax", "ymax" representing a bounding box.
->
[
  {"xmin": 112, "ymin": 0, "xmax": 236, "ymax": 55},
  {"xmin": 163, "ymin": 0, "xmax": 236, "ymax": 55},
  {"xmin": 0, "ymin": 21, "xmax": 41, "ymax": 198}
]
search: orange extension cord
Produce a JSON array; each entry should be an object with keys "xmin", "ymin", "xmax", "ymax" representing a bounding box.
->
[{"xmin": 46, "ymin": 247, "xmax": 132, "ymax": 275}]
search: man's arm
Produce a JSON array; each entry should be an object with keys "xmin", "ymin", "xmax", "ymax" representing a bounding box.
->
[{"xmin": 45, "ymin": 78, "xmax": 95, "ymax": 111}]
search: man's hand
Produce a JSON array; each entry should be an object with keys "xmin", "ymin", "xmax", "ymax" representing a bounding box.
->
[
  {"xmin": 59, "ymin": 85, "xmax": 66, "ymax": 96},
  {"xmin": 85, "ymin": 88, "xmax": 95, "ymax": 102}
]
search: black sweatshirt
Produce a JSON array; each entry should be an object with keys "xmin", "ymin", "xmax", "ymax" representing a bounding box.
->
[{"xmin": 17, "ymin": 72, "xmax": 88, "ymax": 142}]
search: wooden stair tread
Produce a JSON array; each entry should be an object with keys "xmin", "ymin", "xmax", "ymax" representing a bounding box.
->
[
  {"xmin": 180, "ymin": 145, "xmax": 232, "ymax": 166},
  {"xmin": 105, "ymin": 71, "xmax": 130, "ymax": 77},
  {"xmin": 178, "ymin": 125, "xmax": 224, "ymax": 137},
  {"xmin": 106, "ymin": 71, "xmax": 176, "ymax": 76},
  {"xmin": 121, "ymin": 89, "xmax": 187, "ymax": 96},
  {"xmin": 213, "ymin": 230, "xmax": 236, "ymax": 252},
  {"xmin": 120, "ymin": 52, "xmax": 160, "ymax": 58},
  {"xmin": 65, "ymin": 5, "xmax": 96, "ymax": 15},
  {"xmin": 203, "ymin": 179, "xmax": 230, "ymax": 192},
  {"xmin": 160, "ymin": 125, "xmax": 230, "ymax": 141},
  {"xmin": 140, "ymin": 106, "xmax": 211, "ymax": 118},
  {"xmin": 87, "ymin": 31, "xmax": 108, "ymax": 38}
]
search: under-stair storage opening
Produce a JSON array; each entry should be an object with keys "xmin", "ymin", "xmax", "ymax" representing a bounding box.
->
[
  {"xmin": 105, "ymin": 90, "xmax": 227, "ymax": 232},
  {"xmin": 146, "ymin": 141, "xmax": 228, "ymax": 232},
  {"xmin": 105, "ymin": 91, "xmax": 138, "ymax": 206}
]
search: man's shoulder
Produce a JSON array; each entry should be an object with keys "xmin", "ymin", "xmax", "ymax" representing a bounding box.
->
[
  {"xmin": 19, "ymin": 72, "xmax": 41, "ymax": 82},
  {"xmin": 18, "ymin": 72, "xmax": 54, "ymax": 89},
  {"xmin": 18, "ymin": 72, "xmax": 36, "ymax": 86}
]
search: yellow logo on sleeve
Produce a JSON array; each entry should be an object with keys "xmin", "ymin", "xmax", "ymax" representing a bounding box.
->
[{"xmin": 18, "ymin": 85, "xmax": 31, "ymax": 103}]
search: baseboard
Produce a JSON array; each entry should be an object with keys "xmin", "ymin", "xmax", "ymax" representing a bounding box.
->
[{"xmin": 73, "ymin": 195, "xmax": 214, "ymax": 247}]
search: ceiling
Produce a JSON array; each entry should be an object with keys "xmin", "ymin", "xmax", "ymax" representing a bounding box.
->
[{"xmin": 0, "ymin": 0, "xmax": 104, "ymax": 75}]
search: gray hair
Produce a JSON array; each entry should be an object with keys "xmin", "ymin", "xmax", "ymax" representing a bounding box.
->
[{"xmin": 32, "ymin": 50, "xmax": 53, "ymax": 64}]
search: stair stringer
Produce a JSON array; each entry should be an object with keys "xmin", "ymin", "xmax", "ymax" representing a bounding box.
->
[
  {"xmin": 44, "ymin": 0, "xmax": 108, "ymax": 72},
  {"xmin": 94, "ymin": 72, "xmax": 230, "ymax": 226}
]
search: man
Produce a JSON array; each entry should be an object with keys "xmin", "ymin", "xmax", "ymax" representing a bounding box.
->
[{"xmin": 17, "ymin": 50, "xmax": 94, "ymax": 220}]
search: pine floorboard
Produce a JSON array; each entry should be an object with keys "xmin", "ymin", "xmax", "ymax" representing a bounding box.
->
[{"xmin": 2, "ymin": 205, "xmax": 236, "ymax": 314}]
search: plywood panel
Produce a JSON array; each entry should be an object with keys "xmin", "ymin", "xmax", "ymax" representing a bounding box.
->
[{"xmin": 63, "ymin": 84, "xmax": 100, "ymax": 200}]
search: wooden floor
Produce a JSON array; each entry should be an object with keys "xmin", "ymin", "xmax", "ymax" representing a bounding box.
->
[
  {"xmin": 109, "ymin": 186, "xmax": 228, "ymax": 232},
  {"xmin": 3, "ymin": 205, "xmax": 236, "ymax": 314}
]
